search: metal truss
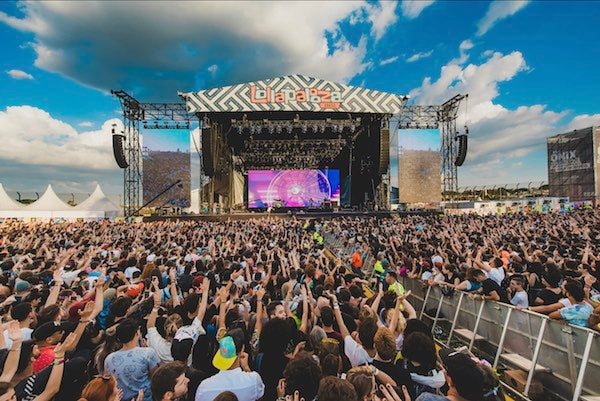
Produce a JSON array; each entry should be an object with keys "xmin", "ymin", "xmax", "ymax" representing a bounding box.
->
[
  {"xmin": 112, "ymin": 89, "xmax": 467, "ymax": 213},
  {"xmin": 111, "ymin": 90, "xmax": 190, "ymax": 217},
  {"xmin": 395, "ymin": 94, "xmax": 468, "ymax": 198}
]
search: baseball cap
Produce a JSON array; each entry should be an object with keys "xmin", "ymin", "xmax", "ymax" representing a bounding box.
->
[
  {"xmin": 171, "ymin": 327, "xmax": 194, "ymax": 362},
  {"xmin": 32, "ymin": 321, "xmax": 68, "ymax": 342},
  {"xmin": 212, "ymin": 336, "xmax": 238, "ymax": 370},
  {"xmin": 431, "ymin": 255, "xmax": 444, "ymax": 266},
  {"xmin": 439, "ymin": 348, "xmax": 484, "ymax": 400},
  {"xmin": 126, "ymin": 282, "xmax": 144, "ymax": 298},
  {"xmin": 15, "ymin": 280, "xmax": 31, "ymax": 293}
]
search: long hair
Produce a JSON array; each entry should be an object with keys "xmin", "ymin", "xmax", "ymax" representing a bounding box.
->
[{"xmin": 78, "ymin": 375, "xmax": 117, "ymax": 401}]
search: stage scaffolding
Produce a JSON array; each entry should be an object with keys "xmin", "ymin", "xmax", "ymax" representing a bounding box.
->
[{"xmin": 112, "ymin": 89, "xmax": 467, "ymax": 216}]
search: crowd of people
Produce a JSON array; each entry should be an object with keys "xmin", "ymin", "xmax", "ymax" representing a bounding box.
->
[{"xmin": 0, "ymin": 210, "xmax": 598, "ymax": 401}]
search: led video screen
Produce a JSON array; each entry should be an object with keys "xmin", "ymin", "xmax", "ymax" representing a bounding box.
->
[{"xmin": 248, "ymin": 170, "xmax": 340, "ymax": 208}]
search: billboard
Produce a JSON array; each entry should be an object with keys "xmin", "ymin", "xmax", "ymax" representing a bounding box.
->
[
  {"xmin": 393, "ymin": 129, "xmax": 441, "ymax": 203},
  {"xmin": 143, "ymin": 130, "xmax": 191, "ymax": 208},
  {"xmin": 248, "ymin": 170, "xmax": 340, "ymax": 208},
  {"xmin": 547, "ymin": 128, "xmax": 597, "ymax": 201}
]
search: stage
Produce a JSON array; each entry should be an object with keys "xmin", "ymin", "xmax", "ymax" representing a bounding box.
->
[{"xmin": 141, "ymin": 209, "xmax": 439, "ymax": 222}]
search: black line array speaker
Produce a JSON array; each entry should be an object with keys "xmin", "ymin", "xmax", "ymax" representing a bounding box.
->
[
  {"xmin": 455, "ymin": 134, "xmax": 468, "ymax": 166},
  {"xmin": 378, "ymin": 127, "xmax": 390, "ymax": 175},
  {"xmin": 201, "ymin": 127, "xmax": 215, "ymax": 176},
  {"xmin": 112, "ymin": 134, "xmax": 128, "ymax": 169}
]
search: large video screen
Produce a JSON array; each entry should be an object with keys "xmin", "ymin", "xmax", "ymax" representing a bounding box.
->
[{"xmin": 248, "ymin": 170, "xmax": 340, "ymax": 208}]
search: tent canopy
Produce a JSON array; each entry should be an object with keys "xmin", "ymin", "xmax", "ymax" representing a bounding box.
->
[
  {"xmin": 75, "ymin": 184, "xmax": 119, "ymax": 212},
  {"xmin": 25, "ymin": 184, "xmax": 72, "ymax": 211},
  {"xmin": 0, "ymin": 183, "xmax": 24, "ymax": 211}
]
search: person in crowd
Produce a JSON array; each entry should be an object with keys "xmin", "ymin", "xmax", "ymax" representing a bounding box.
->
[
  {"xmin": 508, "ymin": 276, "xmax": 529, "ymax": 307},
  {"xmin": 0, "ymin": 210, "xmax": 597, "ymax": 401},
  {"xmin": 195, "ymin": 330, "xmax": 264, "ymax": 401},
  {"xmin": 415, "ymin": 349, "xmax": 485, "ymax": 401},
  {"xmin": 104, "ymin": 319, "xmax": 160, "ymax": 401},
  {"xmin": 150, "ymin": 361, "xmax": 189, "ymax": 401}
]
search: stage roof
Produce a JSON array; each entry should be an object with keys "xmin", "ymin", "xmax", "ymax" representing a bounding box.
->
[{"xmin": 180, "ymin": 74, "xmax": 406, "ymax": 115}]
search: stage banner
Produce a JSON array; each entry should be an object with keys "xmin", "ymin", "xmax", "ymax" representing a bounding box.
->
[
  {"xmin": 396, "ymin": 129, "xmax": 441, "ymax": 204},
  {"xmin": 142, "ymin": 129, "xmax": 191, "ymax": 208},
  {"xmin": 180, "ymin": 74, "xmax": 406, "ymax": 114},
  {"xmin": 547, "ymin": 128, "xmax": 596, "ymax": 201}
]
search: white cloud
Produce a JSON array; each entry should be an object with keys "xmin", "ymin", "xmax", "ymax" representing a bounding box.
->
[
  {"xmin": 6, "ymin": 69, "xmax": 34, "ymax": 80},
  {"xmin": 79, "ymin": 121, "xmax": 94, "ymax": 127},
  {"xmin": 0, "ymin": 105, "xmax": 120, "ymax": 170},
  {"xmin": 481, "ymin": 49, "xmax": 494, "ymax": 58},
  {"xmin": 476, "ymin": 0, "xmax": 530, "ymax": 36},
  {"xmin": 207, "ymin": 64, "xmax": 218, "ymax": 74},
  {"xmin": 365, "ymin": 1, "xmax": 399, "ymax": 41},
  {"xmin": 401, "ymin": 0, "xmax": 435, "ymax": 19},
  {"xmin": 407, "ymin": 48, "xmax": 595, "ymax": 186},
  {"xmin": 0, "ymin": 2, "xmax": 380, "ymax": 98},
  {"xmin": 406, "ymin": 50, "xmax": 433, "ymax": 63},
  {"xmin": 380, "ymin": 56, "xmax": 399, "ymax": 66},
  {"xmin": 564, "ymin": 114, "xmax": 600, "ymax": 132},
  {"xmin": 447, "ymin": 39, "xmax": 474, "ymax": 65}
]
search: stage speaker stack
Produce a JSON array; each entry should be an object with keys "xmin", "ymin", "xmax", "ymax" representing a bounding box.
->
[
  {"xmin": 112, "ymin": 134, "xmax": 128, "ymax": 168},
  {"xmin": 455, "ymin": 134, "xmax": 468, "ymax": 166},
  {"xmin": 201, "ymin": 126, "xmax": 215, "ymax": 176},
  {"xmin": 379, "ymin": 127, "xmax": 390, "ymax": 175}
]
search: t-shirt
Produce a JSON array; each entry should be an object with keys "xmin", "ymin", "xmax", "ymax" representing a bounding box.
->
[
  {"xmin": 511, "ymin": 290, "xmax": 529, "ymax": 307},
  {"xmin": 344, "ymin": 335, "xmax": 372, "ymax": 367},
  {"xmin": 487, "ymin": 266, "xmax": 505, "ymax": 286},
  {"xmin": 537, "ymin": 288, "xmax": 562, "ymax": 305},
  {"xmin": 3, "ymin": 327, "xmax": 32, "ymax": 349},
  {"xmin": 351, "ymin": 252, "xmax": 363, "ymax": 269},
  {"xmin": 388, "ymin": 281, "xmax": 405, "ymax": 295},
  {"xmin": 482, "ymin": 279, "xmax": 509, "ymax": 303},
  {"xmin": 195, "ymin": 368, "xmax": 265, "ymax": 401},
  {"xmin": 371, "ymin": 360, "xmax": 415, "ymax": 400},
  {"xmin": 559, "ymin": 303, "xmax": 593, "ymax": 327},
  {"xmin": 146, "ymin": 327, "xmax": 173, "ymax": 363},
  {"xmin": 104, "ymin": 347, "xmax": 160, "ymax": 401}
]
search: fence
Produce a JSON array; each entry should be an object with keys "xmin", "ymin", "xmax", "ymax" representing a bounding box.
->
[{"xmin": 322, "ymin": 232, "xmax": 600, "ymax": 401}]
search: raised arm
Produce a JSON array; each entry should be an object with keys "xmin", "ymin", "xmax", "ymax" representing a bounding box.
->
[
  {"xmin": 0, "ymin": 321, "xmax": 23, "ymax": 382},
  {"xmin": 169, "ymin": 268, "xmax": 180, "ymax": 307},
  {"xmin": 45, "ymin": 269, "xmax": 63, "ymax": 308},
  {"xmin": 299, "ymin": 285, "xmax": 309, "ymax": 334},
  {"xmin": 32, "ymin": 332, "xmax": 77, "ymax": 401},
  {"xmin": 197, "ymin": 277, "xmax": 211, "ymax": 323},
  {"xmin": 327, "ymin": 292, "xmax": 350, "ymax": 338}
]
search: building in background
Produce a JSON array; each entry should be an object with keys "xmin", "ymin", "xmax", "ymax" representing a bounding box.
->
[{"xmin": 547, "ymin": 126, "xmax": 600, "ymax": 202}]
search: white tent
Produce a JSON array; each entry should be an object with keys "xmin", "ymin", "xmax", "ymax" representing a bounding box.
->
[
  {"xmin": 75, "ymin": 184, "xmax": 120, "ymax": 218},
  {"xmin": 0, "ymin": 183, "xmax": 24, "ymax": 212}
]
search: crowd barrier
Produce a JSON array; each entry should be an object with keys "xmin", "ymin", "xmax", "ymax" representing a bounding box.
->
[{"xmin": 322, "ymin": 232, "xmax": 600, "ymax": 401}]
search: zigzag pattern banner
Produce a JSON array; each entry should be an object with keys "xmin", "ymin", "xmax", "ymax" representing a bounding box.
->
[{"xmin": 180, "ymin": 75, "xmax": 405, "ymax": 114}]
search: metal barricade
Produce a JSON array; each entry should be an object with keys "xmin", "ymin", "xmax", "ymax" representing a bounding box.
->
[{"xmin": 401, "ymin": 277, "xmax": 600, "ymax": 401}]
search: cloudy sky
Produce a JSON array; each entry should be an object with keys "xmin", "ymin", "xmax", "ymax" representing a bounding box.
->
[{"xmin": 1, "ymin": 0, "xmax": 599, "ymax": 196}]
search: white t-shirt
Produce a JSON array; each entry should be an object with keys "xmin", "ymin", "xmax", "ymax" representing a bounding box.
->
[
  {"xmin": 487, "ymin": 266, "xmax": 505, "ymax": 286},
  {"xmin": 195, "ymin": 368, "xmax": 265, "ymax": 401},
  {"xmin": 511, "ymin": 291, "xmax": 529, "ymax": 307},
  {"xmin": 4, "ymin": 327, "xmax": 32, "ymax": 349},
  {"xmin": 146, "ymin": 327, "xmax": 173, "ymax": 363},
  {"xmin": 344, "ymin": 335, "xmax": 373, "ymax": 367}
]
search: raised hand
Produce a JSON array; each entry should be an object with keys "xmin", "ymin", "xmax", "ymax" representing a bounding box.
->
[
  {"xmin": 78, "ymin": 301, "xmax": 95, "ymax": 321},
  {"xmin": 7, "ymin": 320, "xmax": 23, "ymax": 343}
]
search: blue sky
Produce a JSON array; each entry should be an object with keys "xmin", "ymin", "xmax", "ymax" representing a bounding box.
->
[{"xmin": 0, "ymin": 1, "xmax": 599, "ymax": 196}]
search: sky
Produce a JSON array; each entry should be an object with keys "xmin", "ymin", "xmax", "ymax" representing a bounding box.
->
[{"xmin": 1, "ymin": 0, "xmax": 599, "ymax": 197}]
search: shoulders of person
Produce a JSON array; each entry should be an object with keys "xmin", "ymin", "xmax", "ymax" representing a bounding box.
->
[{"xmin": 415, "ymin": 393, "xmax": 450, "ymax": 401}]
